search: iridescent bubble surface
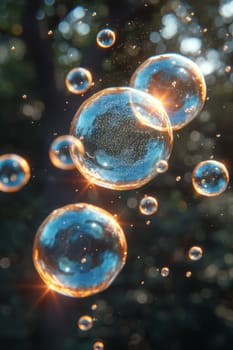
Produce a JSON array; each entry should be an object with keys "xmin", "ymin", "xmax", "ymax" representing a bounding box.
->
[
  {"xmin": 192, "ymin": 160, "xmax": 229, "ymax": 197},
  {"xmin": 96, "ymin": 28, "xmax": 116, "ymax": 48},
  {"xmin": 78, "ymin": 315, "xmax": 93, "ymax": 331},
  {"xmin": 0, "ymin": 154, "xmax": 30, "ymax": 192},
  {"xmin": 33, "ymin": 203, "xmax": 127, "ymax": 298},
  {"xmin": 93, "ymin": 341, "xmax": 104, "ymax": 350},
  {"xmin": 70, "ymin": 87, "xmax": 173, "ymax": 190},
  {"xmin": 65, "ymin": 67, "xmax": 93, "ymax": 94},
  {"xmin": 130, "ymin": 53, "xmax": 206, "ymax": 130},
  {"xmin": 155, "ymin": 159, "xmax": 169, "ymax": 173},
  {"xmin": 139, "ymin": 196, "xmax": 158, "ymax": 215},
  {"xmin": 49, "ymin": 135, "xmax": 77, "ymax": 170},
  {"xmin": 161, "ymin": 267, "xmax": 170, "ymax": 277},
  {"xmin": 188, "ymin": 246, "xmax": 203, "ymax": 261}
]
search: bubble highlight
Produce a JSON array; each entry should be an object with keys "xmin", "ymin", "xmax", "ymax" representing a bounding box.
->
[{"xmin": 130, "ymin": 53, "xmax": 206, "ymax": 130}]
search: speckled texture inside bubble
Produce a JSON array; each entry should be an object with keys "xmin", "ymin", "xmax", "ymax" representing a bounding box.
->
[{"xmin": 70, "ymin": 87, "xmax": 173, "ymax": 190}]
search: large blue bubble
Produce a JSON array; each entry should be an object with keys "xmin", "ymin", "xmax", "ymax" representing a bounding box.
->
[
  {"xmin": 70, "ymin": 87, "xmax": 173, "ymax": 190},
  {"xmin": 33, "ymin": 203, "xmax": 127, "ymax": 297}
]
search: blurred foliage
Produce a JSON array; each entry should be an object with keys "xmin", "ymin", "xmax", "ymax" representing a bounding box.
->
[{"xmin": 0, "ymin": 0, "xmax": 233, "ymax": 349}]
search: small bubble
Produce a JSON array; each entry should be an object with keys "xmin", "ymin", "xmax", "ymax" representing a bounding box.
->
[
  {"xmin": 146, "ymin": 220, "xmax": 151, "ymax": 225},
  {"xmin": 188, "ymin": 246, "xmax": 203, "ymax": 261},
  {"xmin": 185, "ymin": 271, "xmax": 192, "ymax": 278},
  {"xmin": 93, "ymin": 341, "xmax": 104, "ymax": 350},
  {"xmin": 139, "ymin": 195, "xmax": 158, "ymax": 215},
  {"xmin": 0, "ymin": 154, "xmax": 30, "ymax": 192},
  {"xmin": 49, "ymin": 135, "xmax": 78, "ymax": 170},
  {"xmin": 11, "ymin": 45, "xmax": 16, "ymax": 51},
  {"xmin": 78, "ymin": 315, "xmax": 93, "ymax": 331},
  {"xmin": 176, "ymin": 175, "xmax": 181, "ymax": 182},
  {"xmin": 96, "ymin": 28, "xmax": 116, "ymax": 48},
  {"xmin": 161, "ymin": 267, "xmax": 170, "ymax": 277},
  {"xmin": 192, "ymin": 160, "xmax": 229, "ymax": 197},
  {"xmin": 48, "ymin": 30, "xmax": 53, "ymax": 36},
  {"xmin": 225, "ymin": 66, "xmax": 231, "ymax": 73},
  {"xmin": 65, "ymin": 67, "xmax": 93, "ymax": 95},
  {"xmin": 155, "ymin": 160, "xmax": 169, "ymax": 173},
  {"xmin": 91, "ymin": 304, "xmax": 97, "ymax": 311},
  {"xmin": 22, "ymin": 94, "xmax": 27, "ymax": 99}
]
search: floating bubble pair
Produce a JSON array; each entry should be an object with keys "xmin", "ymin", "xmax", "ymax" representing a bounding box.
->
[{"xmin": 65, "ymin": 29, "xmax": 115, "ymax": 95}]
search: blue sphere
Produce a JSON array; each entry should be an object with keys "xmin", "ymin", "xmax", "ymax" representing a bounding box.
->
[
  {"xmin": 33, "ymin": 203, "xmax": 127, "ymax": 297},
  {"xmin": 0, "ymin": 154, "xmax": 30, "ymax": 192},
  {"xmin": 192, "ymin": 160, "xmax": 229, "ymax": 197}
]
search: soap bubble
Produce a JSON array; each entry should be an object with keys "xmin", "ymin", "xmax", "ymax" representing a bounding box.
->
[
  {"xmin": 96, "ymin": 28, "xmax": 116, "ymax": 48},
  {"xmin": 161, "ymin": 267, "xmax": 170, "ymax": 277},
  {"xmin": 78, "ymin": 315, "xmax": 93, "ymax": 331},
  {"xmin": 65, "ymin": 67, "xmax": 93, "ymax": 94},
  {"xmin": 192, "ymin": 160, "xmax": 229, "ymax": 197},
  {"xmin": 155, "ymin": 159, "xmax": 169, "ymax": 173},
  {"xmin": 188, "ymin": 246, "xmax": 203, "ymax": 261},
  {"xmin": 33, "ymin": 203, "xmax": 127, "ymax": 298},
  {"xmin": 0, "ymin": 154, "xmax": 30, "ymax": 192},
  {"xmin": 49, "ymin": 135, "xmax": 77, "ymax": 170},
  {"xmin": 130, "ymin": 53, "xmax": 206, "ymax": 130},
  {"xmin": 70, "ymin": 87, "xmax": 173, "ymax": 190},
  {"xmin": 93, "ymin": 341, "xmax": 104, "ymax": 350},
  {"xmin": 139, "ymin": 195, "xmax": 158, "ymax": 215}
]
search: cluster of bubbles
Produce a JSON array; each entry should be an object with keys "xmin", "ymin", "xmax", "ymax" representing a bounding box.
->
[
  {"xmin": 31, "ymin": 51, "xmax": 229, "ymax": 300},
  {"xmin": 66, "ymin": 52, "xmax": 208, "ymax": 190},
  {"xmin": 2, "ymin": 2, "xmax": 232, "ymax": 349},
  {"xmin": 0, "ymin": 154, "xmax": 30, "ymax": 192},
  {"xmin": 33, "ymin": 203, "xmax": 127, "ymax": 298}
]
